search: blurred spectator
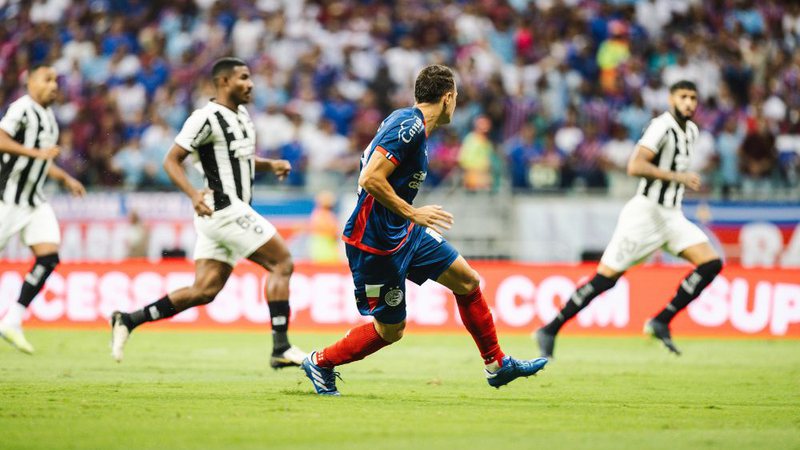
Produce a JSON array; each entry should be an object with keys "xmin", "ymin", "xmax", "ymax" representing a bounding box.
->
[
  {"xmin": 112, "ymin": 137, "xmax": 147, "ymax": 190},
  {"xmin": 596, "ymin": 20, "xmax": 630, "ymax": 93},
  {"xmin": 690, "ymin": 130, "xmax": 719, "ymax": 190},
  {"xmin": 427, "ymin": 129, "xmax": 461, "ymax": 187},
  {"xmin": 112, "ymin": 76, "xmax": 147, "ymax": 124},
  {"xmin": 554, "ymin": 109, "xmax": 584, "ymax": 156},
  {"xmin": 529, "ymin": 134, "xmax": 565, "ymax": 191},
  {"xmin": 308, "ymin": 191, "xmax": 342, "ymax": 263},
  {"xmin": 303, "ymin": 118, "xmax": 351, "ymax": 192},
  {"xmin": 739, "ymin": 116, "xmax": 778, "ymax": 197},
  {"xmin": 0, "ymin": 0, "xmax": 797, "ymax": 198},
  {"xmin": 602, "ymin": 123, "xmax": 637, "ymax": 196},
  {"xmin": 275, "ymin": 113, "xmax": 308, "ymax": 188},
  {"xmin": 124, "ymin": 211, "xmax": 150, "ymax": 258},
  {"xmin": 716, "ymin": 115, "xmax": 745, "ymax": 196},
  {"xmin": 563, "ymin": 122, "xmax": 608, "ymax": 191},
  {"xmin": 617, "ymin": 93, "xmax": 650, "ymax": 141},
  {"xmin": 506, "ymin": 123, "xmax": 540, "ymax": 190},
  {"xmin": 459, "ymin": 116, "xmax": 495, "ymax": 191},
  {"xmin": 322, "ymin": 88, "xmax": 356, "ymax": 137}
]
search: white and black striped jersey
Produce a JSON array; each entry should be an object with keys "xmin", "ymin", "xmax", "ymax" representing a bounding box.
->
[
  {"xmin": 635, "ymin": 111, "xmax": 699, "ymax": 208},
  {"xmin": 0, "ymin": 95, "xmax": 59, "ymax": 207},
  {"xmin": 174, "ymin": 100, "xmax": 257, "ymax": 211}
]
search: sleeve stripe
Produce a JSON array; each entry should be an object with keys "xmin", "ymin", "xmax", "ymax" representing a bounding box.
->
[{"xmin": 375, "ymin": 145, "xmax": 399, "ymax": 166}]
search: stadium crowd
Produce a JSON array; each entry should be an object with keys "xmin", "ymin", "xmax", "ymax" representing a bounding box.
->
[{"xmin": 1, "ymin": 0, "xmax": 799, "ymax": 198}]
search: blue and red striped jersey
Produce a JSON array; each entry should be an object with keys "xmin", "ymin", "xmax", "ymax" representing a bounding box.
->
[{"xmin": 342, "ymin": 107, "xmax": 428, "ymax": 255}]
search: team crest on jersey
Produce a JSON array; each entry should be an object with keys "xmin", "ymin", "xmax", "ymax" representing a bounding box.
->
[
  {"xmin": 384, "ymin": 288, "xmax": 404, "ymax": 307},
  {"xmin": 398, "ymin": 117, "xmax": 423, "ymax": 144}
]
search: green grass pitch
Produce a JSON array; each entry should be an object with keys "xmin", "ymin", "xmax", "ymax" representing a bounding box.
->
[{"xmin": 1, "ymin": 329, "xmax": 798, "ymax": 450}]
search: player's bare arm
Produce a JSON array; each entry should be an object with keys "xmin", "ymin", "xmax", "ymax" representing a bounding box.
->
[
  {"xmin": 254, "ymin": 157, "xmax": 291, "ymax": 180},
  {"xmin": 163, "ymin": 143, "xmax": 212, "ymax": 216},
  {"xmin": 359, "ymin": 150, "xmax": 454, "ymax": 234},
  {"xmin": 0, "ymin": 129, "xmax": 59, "ymax": 160},
  {"xmin": 47, "ymin": 164, "xmax": 85, "ymax": 197},
  {"xmin": 627, "ymin": 145, "xmax": 701, "ymax": 191}
]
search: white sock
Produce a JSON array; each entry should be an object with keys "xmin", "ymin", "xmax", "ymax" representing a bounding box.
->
[
  {"xmin": 485, "ymin": 360, "xmax": 501, "ymax": 373},
  {"xmin": 1, "ymin": 303, "xmax": 26, "ymax": 328}
]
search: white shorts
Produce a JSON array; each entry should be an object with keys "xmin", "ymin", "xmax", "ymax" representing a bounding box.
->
[
  {"xmin": 0, "ymin": 201, "xmax": 60, "ymax": 250},
  {"xmin": 193, "ymin": 200, "xmax": 277, "ymax": 267},
  {"xmin": 600, "ymin": 195, "xmax": 709, "ymax": 272}
]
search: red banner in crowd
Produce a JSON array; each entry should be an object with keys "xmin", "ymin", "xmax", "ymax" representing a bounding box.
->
[{"xmin": 0, "ymin": 261, "xmax": 798, "ymax": 337}]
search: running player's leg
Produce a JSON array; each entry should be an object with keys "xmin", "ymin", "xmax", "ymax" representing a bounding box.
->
[
  {"xmin": 309, "ymin": 275, "xmax": 403, "ymax": 372},
  {"xmin": 436, "ymin": 256, "xmax": 503, "ymax": 366},
  {"xmin": 645, "ymin": 217, "xmax": 722, "ymax": 354},
  {"xmin": 656, "ymin": 241, "xmax": 722, "ymax": 324},
  {"xmin": 645, "ymin": 241, "xmax": 722, "ymax": 354},
  {"xmin": 536, "ymin": 263, "xmax": 622, "ymax": 358},
  {"xmin": 110, "ymin": 259, "xmax": 232, "ymax": 362},
  {"xmin": 537, "ymin": 196, "xmax": 663, "ymax": 357},
  {"xmin": 302, "ymin": 248, "xmax": 401, "ymax": 395},
  {"xmin": 435, "ymin": 255, "xmax": 547, "ymax": 387},
  {"xmin": 0, "ymin": 203, "xmax": 62, "ymax": 354},
  {"xmin": 246, "ymin": 232, "xmax": 305, "ymax": 368},
  {"xmin": 0, "ymin": 243, "xmax": 59, "ymax": 354}
]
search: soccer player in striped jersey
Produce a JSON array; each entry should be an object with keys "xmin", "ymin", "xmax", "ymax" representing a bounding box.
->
[
  {"xmin": 0, "ymin": 64, "xmax": 86, "ymax": 353},
  {"xmin": 301, "ymin": 65, "xmax": 547, "ymax": 396},
  {"xmin": 110, "ymin": 58, "xmax": 305, "ymax": 368},
  {"xmin": 536, "ymin": 80, "xmax": 723, "ymax": 357}
]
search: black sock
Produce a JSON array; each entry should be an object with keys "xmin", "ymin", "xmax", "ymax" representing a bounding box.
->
[
  {"xmin": 17, "ymin": 254, "xmax": 59, "ymax": 307},
  {"xmin": 542, "ymin": 273, "xmax": 617, "ymax": 335},
  {"xmin": 126, "ymin": 295, "xmax": 178, "ymax": 330},
  {"xmin": 268, "ymin": 300, "xmax": 290, "ymax": 353},
  {"xmin": 655, "ymin": 259, "xmax": 723, "ymax": 324}
]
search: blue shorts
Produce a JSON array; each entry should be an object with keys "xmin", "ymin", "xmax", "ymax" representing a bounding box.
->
[{"xmin": 346, "ymin": 226, "xmax": 460, "ymax": 324}]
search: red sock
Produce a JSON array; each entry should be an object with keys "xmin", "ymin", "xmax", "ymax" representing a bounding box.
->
[
  {"xmin": 456, "ymin": 287, "xmax": 505, "ymax": 365},
  {"xmin": 315, "ymin": 322, "xmax": 391, "ymax": 368}
]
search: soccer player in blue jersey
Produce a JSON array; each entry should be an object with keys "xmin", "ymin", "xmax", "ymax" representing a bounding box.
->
[{"xmin": 301, "ymin": 65, "xmax": 548, "ymax": 395}]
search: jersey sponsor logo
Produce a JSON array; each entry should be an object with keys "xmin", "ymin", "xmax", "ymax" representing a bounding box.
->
[
  {"xmin": 398, "ymin": 117, "xmax": 423, "ymax": 144},
  {"xmin": 674, "ymin": 153, "xmax": 690, "ymax": 171},
  {"xmin": 408, "ymin": 171, "xmax": 426, "ymax": 189},
  {"xmin": 385, "ymin": 288, "xmax": 404, "ymax": 307},
  {"xmin": 192, "ymin": 123, "xmax": 212, "ymax": 148},
  {"xmin": 229, "ymin": 138, "xmax": 255, "ymax": 158}
]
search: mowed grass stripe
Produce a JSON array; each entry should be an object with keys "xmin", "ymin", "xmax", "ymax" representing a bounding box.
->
[{"xmin": 0, "ymin": 330, "xmax": 798, "ymax": 450}]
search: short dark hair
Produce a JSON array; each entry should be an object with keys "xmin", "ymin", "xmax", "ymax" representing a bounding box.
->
[
  {"xmin": 28, "ymin": 63, "xmax": 51, "ymax": 74},
  {"xmin": 211, "ymin": 57, "xmax": 247, "ymax": 80},
  {"xmin": 414, "ymin": 65, "xmax": 455, "ymax": 104},
  {"xmin": 669, "ymin": 80, "xmax": 697, "ymax": 93}
]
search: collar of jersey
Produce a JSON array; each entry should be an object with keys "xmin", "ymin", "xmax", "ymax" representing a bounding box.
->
[
  {"xmin": 208, "ymin": 99, "xmax": 240, "ymax": 115},
  {"xmin": 664, "ymin": 111, "xmax": 691, "ymax": 135}
]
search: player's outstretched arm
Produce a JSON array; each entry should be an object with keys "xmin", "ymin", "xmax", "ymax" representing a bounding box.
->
[
  {"xmin": 163, "ymin": 143, "xmax": 212, "ymax": 216},
  {"xmin": 254, "ymin": 157, "xmax": 291, "ymax": 180},
  {"xmin": 359, "ymin": 152, "xmax": 454, "ymax": 234},
  {"xmin": 47, "ymin": 164, "xmax": 85, "ymax": 197},
  {"xmin": 627, "ymin": 145, "xmax": 701, "ymax": 191},
  {"xmin": 0, "ymin": 129, "xmax": 59, "ymax": 160}
]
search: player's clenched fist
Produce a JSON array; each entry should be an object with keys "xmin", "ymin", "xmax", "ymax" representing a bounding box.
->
[
  {"xmin": 39, "ymin": 146, "xmax": 60, "ymax": 160},
  {"xmin": 271, "ymin": 160, "xmax": 291, "ymax": 180},
  {"xmin": 675, "ymin": 172, "xmax": 701, "ymax": 191},
  {"xmin": 191, "ymin": 189, "xmax": 213, "ymax": 216},
  {"xmin": 411, "ymin": 204, "xmax": 454, "ymax": 235}
]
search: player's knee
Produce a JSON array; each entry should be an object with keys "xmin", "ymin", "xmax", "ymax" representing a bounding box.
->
[
  {"xmin": 458, "ymin": 269, "xmax": 481, "ymax": 294},
  {"xmin": 375, "ymin": 321, "xmax": 405, "ymax": 343},
  {"xmin": 193, "ymin": 286, "xmax": 221, "ymax": 305},
  {"xmin": 274, "ymin": 256, "xmax": 294, "ymax": 277}
]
